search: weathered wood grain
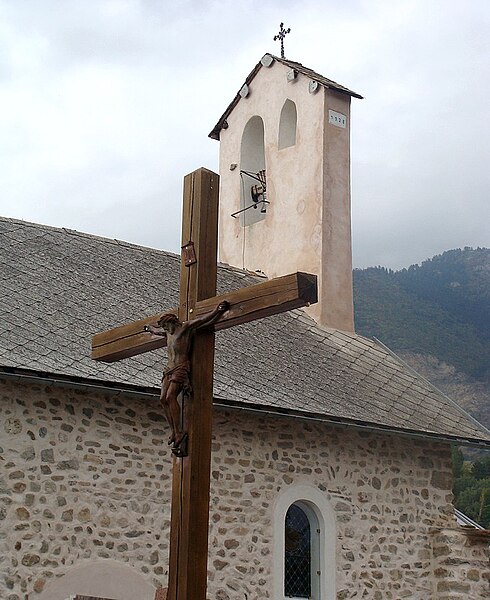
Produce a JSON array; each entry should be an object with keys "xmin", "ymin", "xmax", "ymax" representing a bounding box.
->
[
  {"xmin": 167, "ymin": 168, "xmax": 218, "ymax": 600},
  {"xmin": 91, "ymin": 272, "xmax": 317, "ymax": 362}
]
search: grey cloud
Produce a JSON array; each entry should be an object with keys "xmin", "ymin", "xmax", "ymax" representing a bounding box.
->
[{"xmin": 0, "ymin": 0, "xmax": 488, "ymax": 272}]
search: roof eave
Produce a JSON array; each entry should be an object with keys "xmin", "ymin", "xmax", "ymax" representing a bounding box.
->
[
  {"xmin": 214, "ymin": 395, "xmax": 490, "ymax": 449},
  {"xmin": 3, "ymin": 366, "xmax": 490, "ymax": 449},
  {"xmin": 208, "ymin": 59, "xmax": 263, "ymax": 140}
]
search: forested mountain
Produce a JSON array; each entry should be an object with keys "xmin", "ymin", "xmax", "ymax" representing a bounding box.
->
[
  {"xmin": 353, "ymin": 247, "xmax": 490, "ymax": 526},
  {"xmin": 353, "ymin": 247, "xmax": 490, "ymax": 427}
]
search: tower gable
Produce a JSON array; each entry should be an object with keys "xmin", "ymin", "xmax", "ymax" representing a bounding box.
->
[{"xmin": 209, "ymin": 54, "xmax": 362, "ymax": 141}]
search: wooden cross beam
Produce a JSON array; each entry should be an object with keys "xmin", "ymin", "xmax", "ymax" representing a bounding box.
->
[
  {"xmin": 92, "ymin": 271, "xmax": 317, "ymax": 362},
  {"xmin": 91, "ymin": 168, "xmax": 317, "ymax": 600}
]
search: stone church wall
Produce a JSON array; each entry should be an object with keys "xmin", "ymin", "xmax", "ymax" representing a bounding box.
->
[
  {"xmin": 0, "ymin": 378, "xmax": 172, "ymax": 599},
  {"xmin": 0, "ymin": 377, "xmax": 488, "ymax": 599},
  {"xmin": 431, "ymin": 528, "xmax": 489, "ymax": 599}
]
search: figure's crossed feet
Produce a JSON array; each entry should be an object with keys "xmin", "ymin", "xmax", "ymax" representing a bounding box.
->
[{"xmin": 171, "ymin": 433, "xmax": 188, "ymax": 458}]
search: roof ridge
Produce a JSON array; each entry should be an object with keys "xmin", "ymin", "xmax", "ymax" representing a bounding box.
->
[
  {"xmin": 1, "ymin": 214, "xmax": 309, "ymax": 290},
  {"xmin": 0, "ymin": 215, "xmax": 181, "ymax": 261},
  {"xmin": 0, "ymin": 214, "xmax": 278, "ymax": 283}
]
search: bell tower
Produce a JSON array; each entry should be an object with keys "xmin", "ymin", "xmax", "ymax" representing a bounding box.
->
[{"xmin": 209, "ymin": 54, "xmax": 362, "ymax": 332}]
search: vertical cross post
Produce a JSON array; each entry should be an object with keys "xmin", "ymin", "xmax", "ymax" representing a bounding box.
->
[
  {"xmin": 91, "ymin": 167, "xmax": 317, "ymax": 598},
  {"xmin": 167, "ymin": 168, "xmax": 219, "ymax": 600}
]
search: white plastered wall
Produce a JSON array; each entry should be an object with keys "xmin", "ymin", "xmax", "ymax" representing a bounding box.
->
[
  {"xmin": 37, "ymin": 560, "xmax": 155, "ymax": 600},
  {"xmin": 217, "ymin": 61, "xmax": 354, "ymax": 331}
]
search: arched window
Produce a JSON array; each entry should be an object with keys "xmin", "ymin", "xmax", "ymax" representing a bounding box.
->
[
  {"xmin": 240, "ymin": 116, "xmax": 266, "ymax": 227},
  {"xmin": 284, "ymin": 502, "xmax": 320, "ymax": 598},
  {"xmin": 278, "ymin": 99, "xmax": 297, "ymax": 149},
  {"xmin": 274, "ymin": 485, "xmax": 336, "ymax": 600}
]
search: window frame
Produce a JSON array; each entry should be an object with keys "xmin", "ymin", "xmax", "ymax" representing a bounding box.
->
[
  {"xmin": 284, "ymin": 501, "xmax": 320, "ymax": 599},
  {"xmin": 274, "ymin": 485, "xmax": 336, "ymax": 600}
]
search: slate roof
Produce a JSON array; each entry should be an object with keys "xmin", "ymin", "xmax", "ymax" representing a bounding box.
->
[
  {"xmin": 209, "ymin": 53, "xmax": 363, "ymax": 140},
  {"xmin": 1, "ymin": 216, "xmax": 489, "ymax": 447}
]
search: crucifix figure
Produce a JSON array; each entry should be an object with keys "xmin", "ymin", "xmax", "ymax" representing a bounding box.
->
[
  {"xmin": 92, "ymin": 168, "xmax": 317, "ymax": 600},
  {"xmin": 144, "ymin": 301, "xmax": 229, "ymax": 456},
  {"xmin": 274, "ymin": 22, "xmax": 291, "ymax": 59}
]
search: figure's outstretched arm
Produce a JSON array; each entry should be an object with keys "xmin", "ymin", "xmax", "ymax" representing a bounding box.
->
[
  {"xmin": 187, "ymin": 301, "xmax": 230, "ymax": 331},
  {"xmin": 143, "ymin": 324, "xmax": 167, "ymax": 337}
]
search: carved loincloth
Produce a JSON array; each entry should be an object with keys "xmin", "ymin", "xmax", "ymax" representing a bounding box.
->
[{"xmin": 163, "ymin": 361, "xmax": 191, "ymax": 387}]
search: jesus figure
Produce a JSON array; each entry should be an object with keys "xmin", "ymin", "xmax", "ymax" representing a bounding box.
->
[{"xmin": 144, "ymin": 300, "xmax": 229, "ymax": 456}]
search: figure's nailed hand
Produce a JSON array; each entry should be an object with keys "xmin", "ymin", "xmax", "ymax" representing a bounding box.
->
[{"xmin": 218, "ymin": 300, "xmax": 230, "ymax": 312}]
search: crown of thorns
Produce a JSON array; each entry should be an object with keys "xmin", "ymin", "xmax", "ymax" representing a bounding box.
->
[{"xmin": 157, "ymin": 313, "xmax": 180, "ymax": 325}]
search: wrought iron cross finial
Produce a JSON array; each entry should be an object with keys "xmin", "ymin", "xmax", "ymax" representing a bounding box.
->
[{"xmin": 273, "ymin": 22, "xmax": 291, "ymax": 59}]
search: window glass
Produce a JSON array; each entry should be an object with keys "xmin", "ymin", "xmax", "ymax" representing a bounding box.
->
[{"xmin": 284, "ymin": 504, "xmax": 311, "ymax": 597}]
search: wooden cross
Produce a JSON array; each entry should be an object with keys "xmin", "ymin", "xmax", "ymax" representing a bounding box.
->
[{"xmin": 91, "ymin": 168, "xmax": 317, "ymax": 600}]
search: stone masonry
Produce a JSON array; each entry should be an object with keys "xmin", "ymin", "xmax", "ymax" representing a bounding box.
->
[
  {"xmin": 1, "ymin": 377, "xmax": 488, "ymax": 599},
  {"xmin": 431, "ymin": 528, "xmax": 489, "ymax": 599}
]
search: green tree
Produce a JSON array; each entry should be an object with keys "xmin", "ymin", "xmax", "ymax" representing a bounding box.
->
[
  {"xmin": 473, "ymin": 457, "xmax": 490, "ymax": 480},
  {"xmin": 452, "ymin": 448, "xmax": 490, "ymax": 528},
  {"xmin": 452, "ymin": 447, "xmax": 464, "ymax": 478}
]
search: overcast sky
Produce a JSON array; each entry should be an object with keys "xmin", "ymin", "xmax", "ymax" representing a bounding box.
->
[{"xmin": 0, "ymin": 0, "xmax": 488, "ymax": 269}]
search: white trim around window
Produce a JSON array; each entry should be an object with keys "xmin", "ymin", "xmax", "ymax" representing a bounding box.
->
[{"xmin": 273, "ymin": 484, "xmax": 336, "ymax": 600}]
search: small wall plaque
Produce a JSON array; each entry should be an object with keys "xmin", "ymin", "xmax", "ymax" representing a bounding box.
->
[{"xmin": 328, "ymin": 110, "xmax": 347, "ymax": 128}]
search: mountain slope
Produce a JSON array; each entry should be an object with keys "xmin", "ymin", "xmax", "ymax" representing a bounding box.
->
[{"xmin": 353, "ymin": 247, "xmax": 490, "ymax": 427}]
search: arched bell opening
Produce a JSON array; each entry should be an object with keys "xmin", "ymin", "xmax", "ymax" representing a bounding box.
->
[
  {"xmin": 278, "ymin": 99, "xmax": 297, "ymax": 149},
  {"xmin": 239, "ymin": 115, "xmax": 267, "ymax": 227}
]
